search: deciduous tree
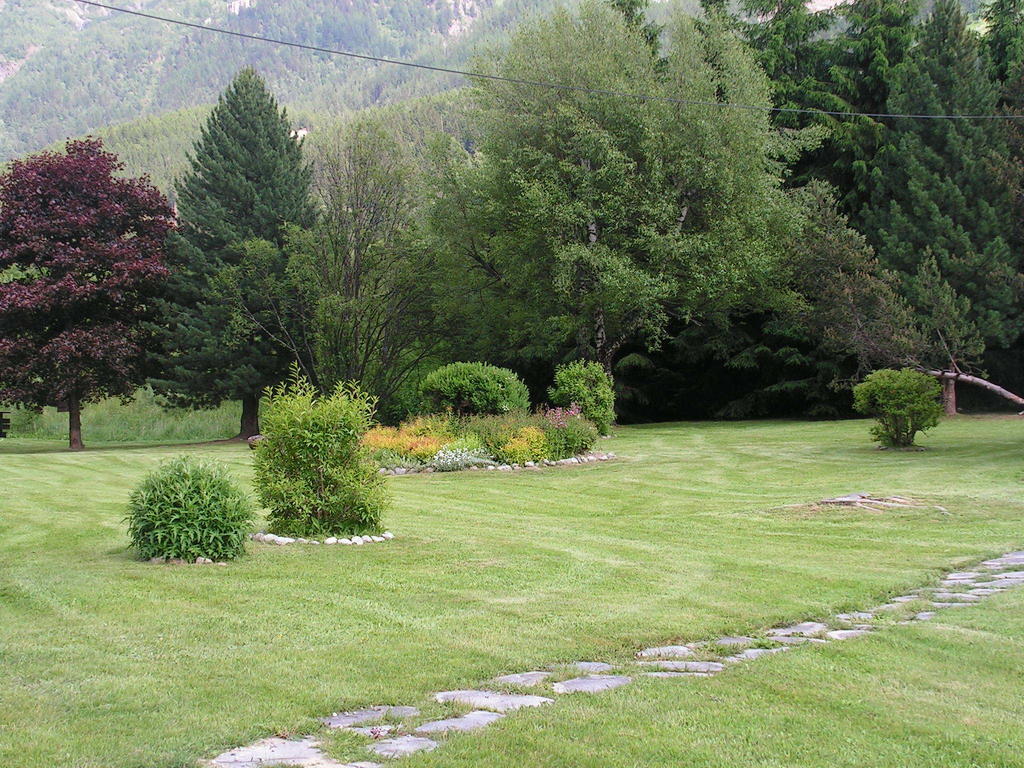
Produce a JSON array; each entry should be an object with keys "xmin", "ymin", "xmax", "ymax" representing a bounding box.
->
[{"xmin": 0, "ymin": 139, "xmax": 172, "ymax": 449}]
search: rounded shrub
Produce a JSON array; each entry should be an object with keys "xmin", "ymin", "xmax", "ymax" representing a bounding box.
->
[
  {"xmin": 125, "ymin": 455, "xmax": 254, "ymax": 562},
  {"xmin": 548, "ymin": 360, "xmax": 615, "ymax": 435},
  {"xmin": 853, "ymin": 368, "xmax": 943, "ymax": 448},
  {"xmin": 253, "ymin": 372, "xmax": 389, "ymax": 537},
  {"xmin": 542, "ymin": 412, "xmax": 599, "ymax": 459},
  {"xmin": 421, "ymin": 362, "xmax": 531, "ymax": 416}
]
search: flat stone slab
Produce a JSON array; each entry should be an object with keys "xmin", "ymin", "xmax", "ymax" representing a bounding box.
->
[
  {"xmin": 714, "ymin": 636, "xmax": 756, "ymax": 646},
  {"xmin": 931, "ymin": 601, "xmax": 973, "ymax": 608},
  {"xmin": 637, "ymin": 645, "xmax": 694, "ymax": 658},
  {"xmin": 323, "ymin": 706, "xmax": 419, "ymax": 729},
  {"xmin": 945, "ymin": 572, "xmax": 982, "ymax": 580},
  {"xmin": 415, "ymin": 710, "xmax": 504, "ymax": 734},
  {"xmin": 728, "ymin": 647, "xmax": 788, "ymax": 661},
  {"xmin": 574, "ymin": 661, "xmax": 614, "ymax": 672},
  {"xmin": 889, "ymin": 595, "xmax": 919, "ymax": 603},
  {"xmin": 367, "ymin": 736, "xmax": 438, "ymax": 759},
  {"xmin": 638, "ymin": 660, "xmax": 724, "ymax": 673},
  {"xmin": 932, "ymin": 592, "xmax": 981, "ymax": 602},
  {"xmin": 769, "ymin": 622, "xmax": 827, "ymax": 637},
  {"xmin": 350, "ymin": 725, "xmax": 394, "ymax": 738},
  {"xmin": 915, "ymin": 611, "xmax": 935, "ymax": 621},
  {"xmin": 643, "ymin": 671, "xmax": 713, "ymax": 678},
  {"xmin": 827, "ymin": 629, "xmax": 870, "ymax": 640},
  {"xmin": 493, "ymin": 671, "xmax": 551, "ymax": 687},
  {"xmin": 835, "ymin": 612, "xmax": 874, "ymax": 621},
  {"xmin": 993, "ymin": 571, "xmax": 1024, "ymax": 579},
  {"xmin": 553, "ymin": 674, "xmax": 633, "ymax": 694},
  {"xmin": 969, "ymin": 588, "xmax": 1005, "ymax": 595},
  {"xmin": 211, "ymin": 737, "xmax": 344, "ymax": 767},
  {"xmin": 433, "ymin": 690, "xmax": 552, "ymax": 712}
]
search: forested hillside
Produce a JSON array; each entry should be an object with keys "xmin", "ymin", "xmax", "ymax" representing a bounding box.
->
[{"xmin": 0, "ymin": 0, "xmax": 583, "ymax": 160}]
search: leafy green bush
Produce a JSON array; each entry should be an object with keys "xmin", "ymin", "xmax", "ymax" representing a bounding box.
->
[
  {"xmin": 421, "ymin": 362, "xmax": 531, "ymax": 416},
  {"xmin": 548, "ymin": 360, "xmax": 615, "ymax": 435},
  {"xmin": 253, "ymin": 373, "xmax": 388, "ymax": 537},
  {"xmin": 463, "ymin": 411, "xmax": 545, "ymax": 456},
  {"xmin": 853, "ymin": 368, "xmax": 943, "ymax": 448},
  {"xmin": 125, "ymin": 455, "xmax": 254, "ymax": 561},
  {"xmin": 542, "ymin": 411, "xmax": 599, "ymax": 459},
  {"xmin": 497, "ymin": 426, "xmax": 549, "ymax": 464}
]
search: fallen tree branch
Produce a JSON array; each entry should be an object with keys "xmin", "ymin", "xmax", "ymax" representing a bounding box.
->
[{"xmin": 924, "ymin": 370, "xmax": 1024, "ymax": 414}]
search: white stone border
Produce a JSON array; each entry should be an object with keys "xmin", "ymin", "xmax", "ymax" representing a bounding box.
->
[
  {"xmin": 250, "ymin": 531, "xmax": 395, "ymax": 546},
  {"xmin": 380, "ymin": 451, "xmax": 616, "ymax": 476}
]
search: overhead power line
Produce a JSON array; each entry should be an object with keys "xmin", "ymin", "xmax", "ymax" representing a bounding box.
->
[{"xmin": 74, "ymin": 0, "xmax": 1023, "ymax": 121}]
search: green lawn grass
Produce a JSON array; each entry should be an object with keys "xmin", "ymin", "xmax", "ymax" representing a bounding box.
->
[{"xmin": 1, "ymin": 416, "xmax": 1022, "ymax": 767}]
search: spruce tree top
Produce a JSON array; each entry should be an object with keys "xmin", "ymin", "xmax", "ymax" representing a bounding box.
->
[{"xmin": 176, "ymin": 68, "xmax": 314, "ymax": 259}]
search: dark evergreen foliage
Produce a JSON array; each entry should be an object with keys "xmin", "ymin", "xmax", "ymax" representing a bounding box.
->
[{"xmin": 151, "ymin": 69, "xmax": 314, "ymax": 437}]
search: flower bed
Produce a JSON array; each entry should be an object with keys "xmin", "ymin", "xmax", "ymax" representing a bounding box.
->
[
  {"xmin": 362, "ymin": 408, "xmax": 608, "ymax": 474},
  {"xmin": 378, "ymin": 451, "xmax": 616, "ymax": 476}
]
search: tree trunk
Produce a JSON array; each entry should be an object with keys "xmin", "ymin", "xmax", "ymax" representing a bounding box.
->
[
  {"xmin": 941, "ymin": 377, "xmax": 957, "ymax": 416},
  {"xmin": 925, "ymin": 370, "xmax": 1024, "ymax": 413},
  {"xmin": 68, "ymin": 393, "xmax": 84, "ymax": 451},
  {"xmin": 237, "ymin": 393, "xmax": 261, "ymax": 439}
]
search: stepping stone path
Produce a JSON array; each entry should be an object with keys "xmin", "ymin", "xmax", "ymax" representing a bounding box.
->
[
  {"xmin": 494, "ymin": 671, "xmax": 551, "ymax": 686},
  {"xmin": 553, "ymin": 675, "xmax": 633, "ymax": 694},
  {"xmin": 206, "ymin": 549, "xmax": 1024, "ymax": 767},
  {"xmin": 416, "ymin": 711, "xmax": 504, "ymax": 734},
  {"xmin": 433, "ymin": 690, "xmax": 553, "ymax": 712}
]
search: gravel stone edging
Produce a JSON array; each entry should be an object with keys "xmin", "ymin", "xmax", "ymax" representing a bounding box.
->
[
  {"xmin": 250, "ymin": 531, "xmax": 396, "ymax": 547},
  {"xmin": 205, "ymin": 548, "xmax": 1024, "ymax": 768},
  {"xmin": 379, "ymin": 452, "xmax": 616, "ymax": 476}
]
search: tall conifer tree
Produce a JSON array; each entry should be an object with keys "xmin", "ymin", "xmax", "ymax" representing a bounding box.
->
[
  {"xmin": 862, "ymin": 0, "xmax": 1021, "ymax": 349},
  {"xmin": 152, "ymin": 69, "xmax": 314, "ymax": 437}
]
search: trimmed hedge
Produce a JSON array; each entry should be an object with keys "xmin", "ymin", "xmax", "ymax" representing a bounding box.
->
[{"xmin": 421, "ymin": 362, "xmax": 531, "ymax": 415}]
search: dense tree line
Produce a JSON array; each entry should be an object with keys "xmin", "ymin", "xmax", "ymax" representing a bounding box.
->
[{"xmin": 3, "ymin": 0, "xmax": 1023, "ymax": 446}]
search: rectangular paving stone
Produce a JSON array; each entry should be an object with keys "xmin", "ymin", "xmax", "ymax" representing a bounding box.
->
[
  {"xmin": 826, "ymin": 629, "xmax": 871, "ymax": 640},
  {"xmin": 493, "ymin": 671, "xmax": 551, "ymax": 687},
  {"xmin": 637, "ymin": 660, "xmax": 724, "ymax": 673},
  {"xmin": 322, "ymin": 706, "xmax": 419, "ymax": 729},
  {"xmin": 643, "ymin": 671, "xmax": 714, "ymax": 678},
  {"xmin": 728, "ymin": 647, "xmax": 789, "ymax": 661},
  {"xmin": 415, "ymin": 710, "xmax": 504, "ymax": 734},
  {"xmin": 715, "ymin": 636, "xmax": 756, "ymax": 646},
  {"xmin": 211, "ymin": 737, "xmax": 344, "ymax": 767},
  {"xmin": 574, "ymin": 661, "xmax": 614, "ymax": 672},
  {"xmin": 367, "ymin": 736, "xmax": 438, "ymax": 759},
  {"xmin": 553, "ymin": 675, "xmax": 633, "ymax": 694},
  {"xmin": 433, "ymin": 690, "xmax": 553, "ymax": 712},
  {"xmin": 769, "ymin": 622, "xmax": 827, "ymax": 637},
  {"xmin": 636, "ymin": 645, "xmax": 694, "ymax": 658}
]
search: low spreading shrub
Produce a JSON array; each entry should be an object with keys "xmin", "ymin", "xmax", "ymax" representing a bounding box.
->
[
  {"xmin": 548, "ymin": 360, "xmax": 615, "ymax": 435},
  {"xmin": 853, "ymin": 368, "xmax": 942, "ymax": 448},
  {"xmin": 253, "ymin": 373, "xmax": 388, "ymax": 537},
  {"xmin": 541, "ymin": 407, "xmax": 599, "ymax": 459},
  {"xmin": 125, "ymin": 455, "xmax": 254, "ymax": 561},
  {"xmin": 463, "ymin": 411, "xmax": 544, "ymax": 456},
  {"xmin": 497, "ymin": 425, "xmax": 549, "ymax": 464},
  {"xmin": 430, "ymin": 447, "xmax": 493, "ymax": 471},
  {"xmin": 364, "ymin": 425, "xmax": 448, "ymax": 462},
  {"xmin": 421, "ymin": 362, "xmax": 531, "ymax": 415}
]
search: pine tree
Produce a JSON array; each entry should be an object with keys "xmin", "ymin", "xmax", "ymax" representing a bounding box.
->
[
  {"xmin": 152, "ymin": 69, "xmax": 314, "ymax": 437},
  {"xmin": 985, "ymin": 0, "xmax": 1024, "ymax": 91},
  {"xmin": 827, "ymin": 0, "xmax": 919, "ymax": 221},
  {"xmin": 862, "ymin": 0, "xmax": 1021, "ymax": 348}
]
